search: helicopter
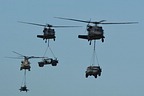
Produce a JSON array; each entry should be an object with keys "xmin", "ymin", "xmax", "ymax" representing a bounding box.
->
[
  {"xmin": 38, "ymin": 57, "xmax": 58, "ymax": 67},
  {"xmin": 55, "ymin": 17, "xmax": 138, "ymax": 45},
  {"xmin": 18, "ymin": 21, "xmax": 81, "ymax": 43},
  {"xmin": 9, "ymin": 51, "xmax": 44, "ymax": 71}
]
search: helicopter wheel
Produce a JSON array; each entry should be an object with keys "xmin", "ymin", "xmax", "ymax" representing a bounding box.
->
[
  {"xmin": 94, "ymin": 75, "xmax": 97, "ymax": 78},
  {"xmin": 45, "ymin": 40, "xmax": 47, "ymax": 43},
  {"xmin": 102, "ymin": 38, "xmax": 104, "ymax": 42},
  {"xmin": 89, "ymin": 41, "xmax": 92, "ymax": 45},
  {"xmin": 85, "ymin": 74, "xmax": 88, "ymax": 78}
]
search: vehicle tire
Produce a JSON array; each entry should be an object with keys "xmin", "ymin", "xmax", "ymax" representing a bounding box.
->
[
  {"xmin": 52, "ymin": 63, "xmax": 57, "ymax": 66},
  {"xmin": 39, "ymin": 63, "xmax": 44, "ymax": 67},
  {"xmin": 102, "ymin": 38, "xmax": 104, "ymax": 42},
  {"xmin": 98, "ymin": 72, "xmax": 101, "ymax": 76}
]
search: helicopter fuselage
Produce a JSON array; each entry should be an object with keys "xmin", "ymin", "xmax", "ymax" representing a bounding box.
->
[
  {"xmin": 20, "ymin": 59, "xmax": 31, "ymax": 71},
  {"xmin": 37, "ymin": 28, "xmax": 56, "ymax": 42},
  {"xmin": 78, "ymin": 25, "xmax": 105, "ymax": 44},
  {"xmin": 88, "ymin": 26, "xmax": 103, "ymax": 34}
]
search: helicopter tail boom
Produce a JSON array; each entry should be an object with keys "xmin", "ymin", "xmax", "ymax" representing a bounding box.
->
[
  {"xmin": 37, "ymin": 35, "xmax": 56, "ymax": 39},
  {"xmin": 78, "ymin": 35, "xmax": 104, "ymax": 40}
]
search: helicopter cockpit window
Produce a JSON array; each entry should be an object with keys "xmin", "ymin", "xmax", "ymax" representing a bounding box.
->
[{"xmin": 43, "ymin": 28, "xmax": 55, "ymax": 35}]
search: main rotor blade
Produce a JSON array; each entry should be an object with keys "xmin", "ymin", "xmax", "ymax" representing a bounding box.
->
[
  {"xmin": 28, "ymin": 56, "xmax": 45, "ymax": 59},
  {"xmin": 101, "ymin": 22, "xmax": 138, "ymax": 24},
  {"xmin": 99, "ymin": 20, "xmax": 107, "ymax": 23},
  {"xmin": 12, "ymin": 51, "xmax": 25, "ymax": 57},
  {"xmin": 5, "ymin": 57, "xmax": 23, "ymax": 59},
  {"xmin": 18, "ymin": 21, "xmax": 81, "ymax": 28},
  {"xmin": 52, "ymin": 25, "xmax": 82, "ymax": 28},
  {"xmin": 18, "ymin": 21, "xmax": 46, "ymax": 27},
  {"xmin": 55, "ymin": 17, "xmax": 107, "ymax": 25},
  {"xmin": 55, "ymin": 17, "xmax": 138, "ymax": 25},
  {"xmin": 55, "ymin": 17, "xmax": 91, "ymax": 23}
]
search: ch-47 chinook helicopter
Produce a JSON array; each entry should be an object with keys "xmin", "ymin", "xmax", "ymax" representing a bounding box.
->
[
  {"xmin": 18, "ymin": 21, "xmax": 81, "ymax": 43},
  {"xmin": 9, "ymin": 51, "xmax": 44, "ymax": 71},
  {"xmin": 55, "ymin": 17, "xmax": 138, "ymax": 45}
]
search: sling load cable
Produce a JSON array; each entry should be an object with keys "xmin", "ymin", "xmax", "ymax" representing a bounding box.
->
[
  {"xmin": 49, "ymin": 46, "xmax": 57, "ymax": 59},
  {"xmin": 47, "ymin": 40, "xmax": 57, "ymax": 59},
  {"xmin": 24, "ymin": 69, "xmax": 27, "ymax": 86},
  {"xmin": 21, "ymin": 70, "xmax": 27, "ymax": 87},
  {"xmin": 90, "ymin": 40, "xmax": 100, "ymax": 66},
  {"xmin": 43, "ymin": 40, "xmax": 57, "ymax": 59},
  {"xmin": 43, "ymin": 41, "xmax": 49, "ymax": 58},
  {"xmin": 94, "ymin": 40, "xmax": 100, "ymax": 66}
]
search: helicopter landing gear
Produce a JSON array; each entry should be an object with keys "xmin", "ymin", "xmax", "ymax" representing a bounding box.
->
[
  {"xmin": 45, "ymin": 40, "xmax": 47, "ymax": 43},
  {"xmin": 102, "ymin": 38, "xmax": 104, "ymax": 42},
  {"xmin": 89, "ymin": 41, "xmax": 92, "ymax": 45},
  {"xmin": 88, "ymin": 39, "xmax": 92, "ymax": 45},
  {"xmin": 44, "ymin": 38, "xmax": 55, "ymax": 43}
]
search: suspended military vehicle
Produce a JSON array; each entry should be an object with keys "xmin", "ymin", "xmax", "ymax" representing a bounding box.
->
[
  {"xmin": 85, "ymin": 40, "xmax": 102, "ymax": 78},
  {"xmin": 38, "ymin": 58, "xmax": 58, "ymax": 67}
]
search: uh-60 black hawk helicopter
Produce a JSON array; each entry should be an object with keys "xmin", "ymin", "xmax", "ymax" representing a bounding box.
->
[
  {"xmin": 55, "ymin": 17, "xmax": 138, "ymax": 45},
  {"xmin": 18, "ymin": 21, "xmax": 81, "ymax": 43},
  {"xmin": 9, "ymin": 51, "xmax": 44, "ymax": 71}
]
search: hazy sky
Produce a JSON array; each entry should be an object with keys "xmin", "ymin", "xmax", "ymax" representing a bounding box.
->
[{"xmin": 0, "ymin": 0, "xmax": 144, "ymax": 96}]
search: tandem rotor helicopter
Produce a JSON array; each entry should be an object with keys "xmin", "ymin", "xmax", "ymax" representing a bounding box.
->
[
  {"xmin": 18, "ymin": 21, "xmax": 81, "ymax": 43},
  {"xmin": 55, "ymin": 17, "xmax": 138, "ymax": 45},
  {"xmin": 9, "ymin": 51, "xmax": 44, "ymax": 71}
]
